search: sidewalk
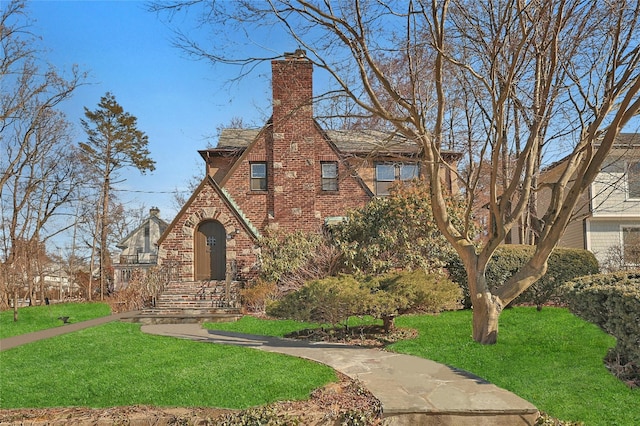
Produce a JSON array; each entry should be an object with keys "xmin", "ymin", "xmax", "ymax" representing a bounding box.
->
[
  {"xmin": 141, "ymin": 323, "xmax": 539, "ymax": 425},
  {"xmin": 0, "ymin": 312, "xmax": 137, "ymax": 352}
]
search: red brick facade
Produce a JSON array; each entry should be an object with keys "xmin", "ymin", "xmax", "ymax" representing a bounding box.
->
[
  {"xmin": 215, "ymin": 53, "xmax": 371, "ymax": 234},
  {"xmin": 159, "ymin": 50, "xmax": 458, "ymax": 282},
  {"xmin": 159, "ymin": 51, "xmax": 371, "ymax": 281}
]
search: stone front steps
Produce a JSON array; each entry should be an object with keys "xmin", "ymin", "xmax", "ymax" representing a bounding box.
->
[{"xmin": 121, "ymin": 280, "xmax": 243, "ymax": 325}]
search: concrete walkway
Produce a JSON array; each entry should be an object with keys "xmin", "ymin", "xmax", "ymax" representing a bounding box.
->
[
  {"xmin": 0, "ymin": 312, "xmax": 135, "ymax": 352},
  {"xmin": 1, "ymin": 315, "xmax": 539, "ymax": 425},
  {"xmin": 141, "ymin": 323, "xmax": 539, "ymax": 425}
]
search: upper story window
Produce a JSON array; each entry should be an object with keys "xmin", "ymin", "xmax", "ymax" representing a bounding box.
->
[
  {"xmin": 622, "ymin": 226, "xmax": 640, "ymax": 266},
  {"xmin": 627, "ymin": 161, "xmax": 640, "ymax": 199},
  {"xmin": 375, "ymin": 162, "xmax": 419, "ymax": 196},
  {"xmin": 321, "ymin": 162, "xmax": 338, "ymax": 191},
  {"xmin": 250, "ymin": 162, "xmax": 267, "ymax": 191}
]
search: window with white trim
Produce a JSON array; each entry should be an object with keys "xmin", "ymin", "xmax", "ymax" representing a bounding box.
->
[
  {"xmin": 627, "ymin": 162, "xmax": 640, "ymax": 199},
  {"xmin": 375, "ymin": 162, "xmax": 419, "ymax": 196},
  {"xmin": 250, "ymin": 162, "xmax": 267, "ymax": 191},
  {"xmin": 321, "ymin": 162, "xmax": 338, "ymax": 191},
  {"xmin": 622, "ymin": 226, "xmax": 640, "ymax": 265}
]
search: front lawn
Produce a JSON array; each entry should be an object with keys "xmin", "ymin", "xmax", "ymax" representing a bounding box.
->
[
  {"xmin": 0, "ymin": 302, "xmax": 112, "ymax": 339},
  {"xmin": 206, "ymin": 307, "xmax": 639, "ymax": 426},
  {"xmin": 0, "ymin": 321, "xmax": 337, "ymax": 409},
  {"xmin": 389, "ymin": 308, "xmax": 637, "ymax": 426}
]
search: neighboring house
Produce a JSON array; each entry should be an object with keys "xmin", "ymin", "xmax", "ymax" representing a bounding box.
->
[
  {"xmin": 158, "ymin": 50, "xmax": 460, "ymax": 283},
  {"xmin": 540, "ymin": 133, "xmax": 640, "ymax": 268},
  {"xmin": 36, "ymin": 265, "xmax": 79, "ymax": 300},
  {"xmin": 113, "ymin": 207, "xmax": 169, "ymax": 290}
]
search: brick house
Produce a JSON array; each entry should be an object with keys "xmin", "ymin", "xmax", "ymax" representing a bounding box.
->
[{"xmin": 158, "ymin": 50, "xmax": 459, "ymax": 287}]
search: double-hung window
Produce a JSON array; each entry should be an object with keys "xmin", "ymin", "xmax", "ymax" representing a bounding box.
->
[
  {"xmin": 250, "ymin": 162, "xmax": 267, "ymax": 191},
  {"xmin": 627, "ymin": 162, "xmax": 640, "ymax": 199},
  {"xmin": 321, "ymin": 162, "xmax": 338, "ymax": 191},
  {"xmin": 375, "ymin": 162, "xmax": 419, "ymax": 196},
  {"xmin": 622, "ymin": 226, "xmax": 640, "ymax": 266}
]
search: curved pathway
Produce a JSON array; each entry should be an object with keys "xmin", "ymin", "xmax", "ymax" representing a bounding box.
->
[{"xmin": 141, "ymin": 323, "xmax": 538, "ymax": 425}]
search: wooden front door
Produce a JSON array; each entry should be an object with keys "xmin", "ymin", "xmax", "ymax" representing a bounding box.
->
[{"xmin": 195, "ymin": 220, "xmax": 226, "ymax": 280}]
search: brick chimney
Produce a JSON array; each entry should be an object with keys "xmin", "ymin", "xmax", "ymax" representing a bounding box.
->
[
  {"xmin": 271, "ymin": 49, "xmax": 313, "ymax": 129},
  {"xmin": 269, "ymin": 50, "xmax": 316, "ymax": 230}
]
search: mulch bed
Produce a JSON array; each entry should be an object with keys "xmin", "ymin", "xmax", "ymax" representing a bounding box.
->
[{"xmin": 285, "ymin": 324, "xmax": 418, "ymax": 348}]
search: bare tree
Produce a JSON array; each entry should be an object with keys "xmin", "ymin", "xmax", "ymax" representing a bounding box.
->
[
  {"xmin": 0, "ymin": 0, "xmax": 86, "ymax": 313},
  {"xmin": 79, "ymin": 92, "xmax": 155, "ymax": 299},
  {"xmin": 154, "ymin": 0, "xmax": 640, "ymax": 344}
]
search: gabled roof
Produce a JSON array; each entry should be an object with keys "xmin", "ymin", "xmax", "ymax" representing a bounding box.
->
[
  {"xmin": 542, "ymin": 132, "xmax": 640, "ymax": 174},
  {"xmin": 117, "ymin": 212, "xmax": 169, "ymax": 250},
  {"xmin": 207, "ymin": 127, "xmax": 462, "ymax": 159},
  {"xmin": 600, "ymin": 132, "xmax": 640, "ymax": 148},
  {"xmin": 157, "ymin": 175, "xmax": 261, "ymax": 247},
  {"xmin": 199, "ymin": 119, "xmax": 378, "ymax": 197}
]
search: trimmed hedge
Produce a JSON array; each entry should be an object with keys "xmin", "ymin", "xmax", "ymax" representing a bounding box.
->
[
  {"xmin": 562, "ymin": 271, "xmax": 640, "ymax": 367},
  {"xmin": 447, "ymin": 245, "xmax": 599, "ymax": 308}
]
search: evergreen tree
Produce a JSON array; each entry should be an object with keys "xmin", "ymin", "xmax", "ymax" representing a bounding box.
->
[{"xmin": 79, "ymin": 92, "xmax": 155, "ymax": 299}]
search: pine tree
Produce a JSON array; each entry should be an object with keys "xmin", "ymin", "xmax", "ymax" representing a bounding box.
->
[{"xmin": 79, "ymin": 92, "xmax": 155, "ymax": 299}]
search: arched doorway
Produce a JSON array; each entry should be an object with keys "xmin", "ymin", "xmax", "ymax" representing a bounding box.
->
[{"xmin": 195, "ymin": 220, "xmax": 226, "ymax": 280}]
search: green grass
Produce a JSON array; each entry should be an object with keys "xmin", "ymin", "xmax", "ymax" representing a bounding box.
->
[
  {"xmin": 202, "ymin": 315, "xmax": 381, "ymax": 336},
  {"xmin": 0, "ymin": 321, "xmax": 336, "ymax": 409},
  {"xmin": 3, "ymin": 305, "xmax": 637, "ymax": 424},
  {"xmin": 0, "ymin": 302, "xmax": 112, "ymax": 339},
  {"xmin": 204, "ymin": 315, "xmax": 322, "ymax": 337},
  {"xmin": 207, "ymin": 307, "xmax": 639, "ymax": 426},
  {"xmin": 390, "ymin": 308, "xmax": 638, "ymax": 426}
]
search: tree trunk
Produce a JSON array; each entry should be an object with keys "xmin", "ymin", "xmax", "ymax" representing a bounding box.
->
[
  {"xmin": 472, "ymin": 291, "xmax": 503, "ymax": 344},
  {"xmin": 100, "ymin": 176, "xmax": 109, "ymax": 300},
  {"xmin": 382, "ymin": 314, "xmax": 396, "ymax": 333},
  {"xmin": 467, "ymin": 265, "xmax": 504, "ymax": 344},
  {"xmin": 13, "ymin": 289, "xmax": 18, "ymax": 322}
]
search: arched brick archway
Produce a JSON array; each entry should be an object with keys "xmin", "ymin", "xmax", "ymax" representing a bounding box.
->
[{"xmin": 194, "ymin": 220, "xmax": 226, "ymax": 280}]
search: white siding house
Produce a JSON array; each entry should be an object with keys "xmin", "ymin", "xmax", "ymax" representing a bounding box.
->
[
  {"xmin": 542, "ymin": 133, "xmax": 640, "ymax": 270},
  {"xmin": 112, "ymin": 207, "xmax": 169, "ymax": 290}
]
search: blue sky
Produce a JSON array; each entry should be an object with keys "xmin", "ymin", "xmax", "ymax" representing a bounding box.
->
[
  {"xmin": 21, "ymin": 1, "xmax": 640, "ymax": 250},
  {"xmin": 27, "ymin": 0, "xmax": 278, "ymax": 223}
]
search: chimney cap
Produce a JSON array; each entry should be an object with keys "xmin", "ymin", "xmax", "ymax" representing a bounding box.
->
[
  {"xmin": 150, "ymin": 207, "xmax": 160, "ymax": 216},
  {"xmin": 284, "ymin": 49, "xmax": 307, "ymax": 60}
]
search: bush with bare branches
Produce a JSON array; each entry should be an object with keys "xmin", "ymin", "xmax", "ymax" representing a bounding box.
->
[
  {"xmin": 105, "ymin": 262, "xmax": 178, "ymax": 313},
  {"xmin": 258, "ymin": 230, "xmax": 342, "ymax": 295}
]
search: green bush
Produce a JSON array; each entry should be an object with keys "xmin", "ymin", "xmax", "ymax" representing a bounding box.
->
[
  {"xmin": 268, "ymin": 271, "xmax": 461, "ymax": 332},
  {"xmin": 562, "ymin": 271, "xmax": 640, "ymax": 367},
  {"xmin": 370, "ymin": 270, "xmax": 461, "ymax": 331},
  {"xmin": 267, "ymin": 275, "xmax": 368, "ymax": 328},
  {"xmin": 258, "ymin": 229, "xmax": 341, "ymax": 294},
  {"xmin": 331, "ymin": 181, "xmax": 465, "ymax": 275},
  {"xmin": 447, "ymin": 245, "xmax": 599, "ymax": 309}
]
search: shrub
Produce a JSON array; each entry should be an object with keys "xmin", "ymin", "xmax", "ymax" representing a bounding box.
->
[
  {"xmin": 267, "ymin": 275, "xmax": 369, "ymax": 329},
  {"xmin": 240, "ymin": 279, "xmax": 278, "ymax": 314},
  {"xmin": 562, "ymin": 271, "xmax": 640, "ymax": 369},
  {"xmin": 447, "ymin": 245, "xmax": 599, "ymax": 309},
  {"xmin": 258, "ymin": 229, "xmax": 341, "ymax": 294},
  {"xmin": 331, "ymin": 181, "xmax": 467, "ymax": 275},
  {"xmin": 107, "ymin": 261, "xmax": 178, "ymax": 312},
  {"xmin": 370, "ymin": 270, "xmax": 461, "ymax": 331},
  {"xmin": 268, "ymin": 271, "xmax": 461, "ymax": 332}
]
